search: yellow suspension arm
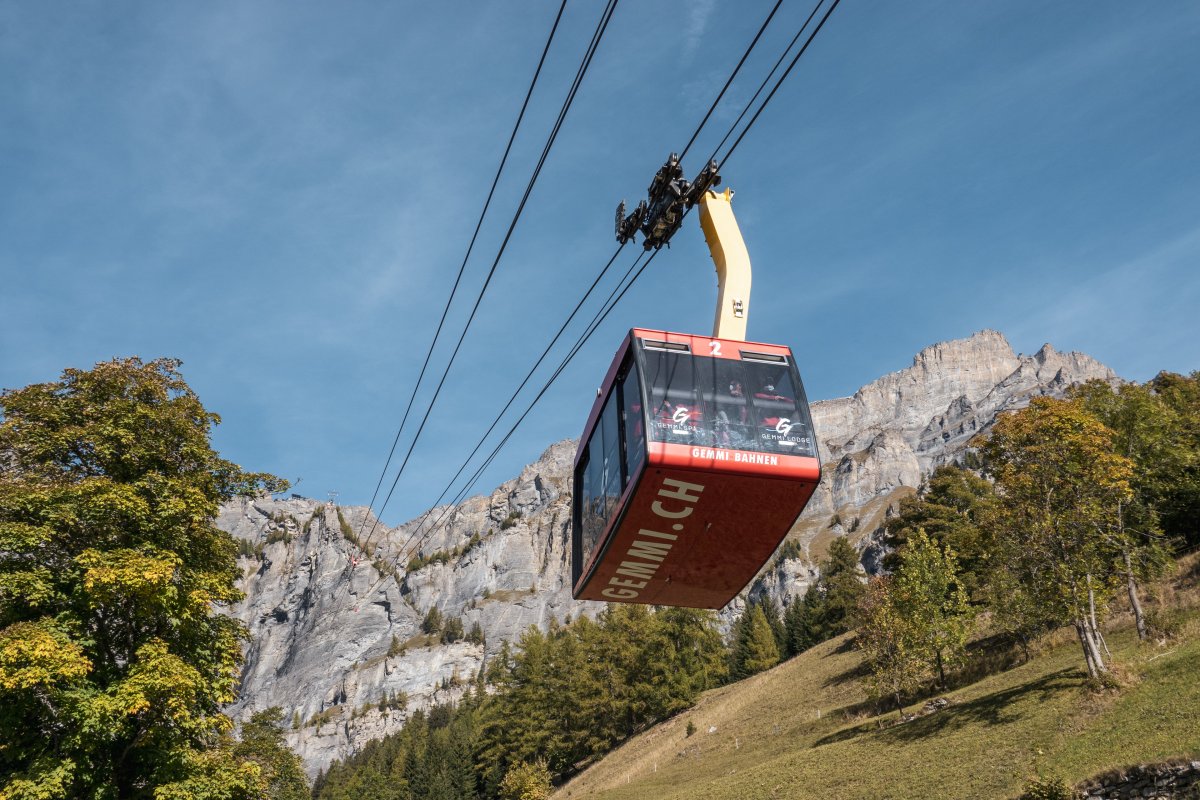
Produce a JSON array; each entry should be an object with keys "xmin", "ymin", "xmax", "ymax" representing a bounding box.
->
[{"xmin": 698, "ymin": 188, "xmax": 751, "ymax": 341}]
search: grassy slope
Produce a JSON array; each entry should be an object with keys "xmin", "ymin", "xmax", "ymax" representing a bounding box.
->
[{"xmin": 556, "ymin": 564, "xmax": 1200, "ymax": 800}]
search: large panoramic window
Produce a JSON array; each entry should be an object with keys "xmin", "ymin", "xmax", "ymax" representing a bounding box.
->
[
  {"xmin": 640, "ymin": 345, "xmax": 816, "ymax": 457},
  {"xmin": 620, "ymin": 364, "xmax": 644, "ymax": 482}
]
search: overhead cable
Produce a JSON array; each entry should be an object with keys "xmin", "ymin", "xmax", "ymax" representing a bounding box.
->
[
  {"xmin": 356, "ymin": 0, "xmax": 844, "ymax": 597},
  {"xmin": 353, "ymin": 0, "xmax": 569, "ymax": 546},
  {"xmin": 354, "ymin": 0, "xmax": 621, "ymax": 559}
]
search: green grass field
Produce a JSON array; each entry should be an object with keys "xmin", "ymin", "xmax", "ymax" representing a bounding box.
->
[{"xmin": 555, "ymin": 559, "xmax": 1200, "ymax": 800}]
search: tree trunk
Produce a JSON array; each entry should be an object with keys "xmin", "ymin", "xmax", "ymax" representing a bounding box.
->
[
  {"xmin": 1087, "ymin": 575, "xmax": 1112, "ymax": 659},
  {"xmin": 935, "ymin": 649, "xmax": 945, "ymax": 688},
  {"xmin": 1074, "ymin": 620, "xmax": 1099, "ymax": 679},
  {"xmin": 1123, "ymin": 549, "xmax": 1148, "ymax": 641}
]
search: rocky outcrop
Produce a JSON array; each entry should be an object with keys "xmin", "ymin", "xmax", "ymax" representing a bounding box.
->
[
  {"xmin": 1074, "ymin": 760, "xmax": 1200, "ymax": 799},
  {"xmin": 740, "ymin": 332, "xmax": 1113, "ymax": 608},
  {"xmin": 223, "ymin": 442, "xmax": 605, "ymax": 773},
  {"xmin": 223, "ymin": 330, "xmax": 1116, "ymax": 774}
]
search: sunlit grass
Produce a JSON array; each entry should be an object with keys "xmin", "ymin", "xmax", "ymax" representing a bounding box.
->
[{"xmin": 556, "ymin": 559, "xmax": 1200, "ymax": 800}]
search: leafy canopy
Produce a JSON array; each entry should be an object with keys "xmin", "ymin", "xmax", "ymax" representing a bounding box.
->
[{"xmin": 0, "ymin": 357, "xmax": 285, "ymax": 799}]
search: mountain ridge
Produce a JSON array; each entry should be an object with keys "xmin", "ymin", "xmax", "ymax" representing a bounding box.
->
[{"xmin": 221, "ymin": 329, "xmax": 1116, "ymax": 773}]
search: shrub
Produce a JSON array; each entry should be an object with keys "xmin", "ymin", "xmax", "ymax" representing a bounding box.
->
[
  {"xmin": 1145, "ymin": 607, "xmax": 1184, "ymax": 641},
  {"xmin": 1019, "ymin": 776, "xmax": 1073, "ymax": 800},
  {"xmin": 422, "ymin": 606, "xmax": 444, "ymax": 635},
  {"xmin": 336, "ymin": 509, "xmax": 355, "ymax": 543},
  {"xmin": 441, "ymin": 616, "xmax": 464, "ymax": 644}
]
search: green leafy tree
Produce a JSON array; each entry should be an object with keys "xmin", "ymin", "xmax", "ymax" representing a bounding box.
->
[
  {"xmin": 856, "ymin": 577, "xmax": 927, "ymax": 713},
  {"xmin": 1146, "ymin": 371, "xmax": 1200, "ymax": 548},
  {"xmin": 885, "ymin": 465, "xmax": 996, "ymax": 601},
  {"xmin": 0, "ymin": 358, "xmax": 284, "ymax": 797},
  {"xmin": 890, "ymin": 529, "xmax": 973, "ymax": 687},
  {"xmin": 1076, "ymin": 372, "xmax": 1200, "ymax": 551},
  {"xmin": 1071, "ymin": 378, "xmax": 1182, "ymax": 637},
  {"xmin": 232, "ymin": 708, "xmax": 309, "ymax": 800},
  {"xmin": 979, "ymin": 397, "xmax": 1136, "ymax": 678}
]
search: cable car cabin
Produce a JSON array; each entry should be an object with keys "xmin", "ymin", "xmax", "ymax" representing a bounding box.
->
[{"xmin": 572, "ymin": 328, "xmax": 821, "ymax": 609}]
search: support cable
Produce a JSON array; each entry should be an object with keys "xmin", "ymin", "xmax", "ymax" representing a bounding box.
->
[
  {"xmin": 358, "ymin": 248, "xmax": 656, "ymax": 601},
  {"xmin": 356, "ymin": 0, "xmax": 843, "ymax": 598},
  {"xmin": 678, "ymin": 0, "xmax": 784, "ymax": 162},
  {"xmin": 354, "ymin": 0, "xmax": 568, "ymax": 544},
  {"xmin": 352, "ymin": 0, "xmax": 620, "ymax": 562}
]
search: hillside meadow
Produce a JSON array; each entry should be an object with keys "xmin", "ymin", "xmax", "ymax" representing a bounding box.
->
[{"xmin": 555, "ymin": 555, "xmax": 1200, "ymax": 800}]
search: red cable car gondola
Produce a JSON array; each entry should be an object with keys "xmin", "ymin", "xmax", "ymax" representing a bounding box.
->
[{"xmin": 572, "ymin": 163, "xmax": 821, "ymax": 609}]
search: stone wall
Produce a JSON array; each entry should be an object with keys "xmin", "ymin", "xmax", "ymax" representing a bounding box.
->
[{"xmin": 1077, "ymin": 761, "xmax": 1200, "ymax": 799}]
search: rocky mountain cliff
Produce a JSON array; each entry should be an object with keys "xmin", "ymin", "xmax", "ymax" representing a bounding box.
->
[{"xmin": 222, "ymin": 330, "xmax": 1115, "ymax": 774}]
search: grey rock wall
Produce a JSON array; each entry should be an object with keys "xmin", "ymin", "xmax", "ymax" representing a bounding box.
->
[{"xmin": 222, "ymin": 329, "xmax": 1116, "ymax": 774}]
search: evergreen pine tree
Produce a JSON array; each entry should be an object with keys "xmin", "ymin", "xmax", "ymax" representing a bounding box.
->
[
  {"xmin": 758, "ymin": 595, "xmax": 787, "ymax": 655},
  {"xmin": 731, "ymin": 604, "xmax": 780, "ymax": 679}
]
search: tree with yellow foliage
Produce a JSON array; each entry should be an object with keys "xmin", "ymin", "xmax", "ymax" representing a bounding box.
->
[
  {"xmin": 0, "ymin": 358, "xmax": 285, "ymax": 798},
  {"xmin": 979, "ymin": 397, "xmax": 1135, "ymax": 680}
]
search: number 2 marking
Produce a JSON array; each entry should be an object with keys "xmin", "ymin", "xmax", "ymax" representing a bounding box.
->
[{"xmin": 708, "ymin": 340, "xmax": 722, "ymax": 356}]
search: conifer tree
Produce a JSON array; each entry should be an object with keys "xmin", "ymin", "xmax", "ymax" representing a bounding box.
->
[
  {"xmin": 782, "ymin": 537, "xmax": 866, "ymax": 657},
  {"xmin": 441, "ymin": 616, "xmax": 464, "ymax": 644},
  {"xmin": 758, "ymin": 594, "xmax": 787, "ymax": 655},
  {"xmin": 422, "ymin": 606, "xmax": 444, "ymax": 635},
  {"xmin": 784, "ymin": 584, "xmax": 826, "ymax": 656},
  {"xmin": 731, "ymin": 604, "xmax": 780, "ymax": 679}
]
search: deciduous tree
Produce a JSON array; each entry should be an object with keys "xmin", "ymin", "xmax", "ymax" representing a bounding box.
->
[
  {"xmin": 0, "ymin": 358, "xmax": 285, "ymax": 797},
  {"xmin": 979, "ymin": 397, "xmax": 1135, "ymax": 679},
  {"xmin": 890, "ymin": 529, "xmax": 973, "ymax": 687}
]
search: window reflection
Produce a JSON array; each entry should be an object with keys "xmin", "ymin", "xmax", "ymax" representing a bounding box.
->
[
  {"xmin": 640, "ymin": 346, "xmax": 816, "ymax": 458},
  {"xmin": 620, "ymin": 367, "xmax": 644, "ymax": 483}
]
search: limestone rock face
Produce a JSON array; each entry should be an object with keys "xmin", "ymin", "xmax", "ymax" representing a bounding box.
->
[
  {"xmin": 757, "ymin": 330, "xmax": 1115, "ymax": 603},
  {"xmin": 224, "ymin": 441, "xmax": 605, "ymax": 774},
  {"xmin": 223, "ymin": 330, "xmax": 1115, "ymax": 775}
]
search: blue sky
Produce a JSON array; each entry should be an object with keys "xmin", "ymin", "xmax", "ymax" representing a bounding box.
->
[{"xmin": 2, "ymin": 1, "xmax": 1198, "ymax": 524}]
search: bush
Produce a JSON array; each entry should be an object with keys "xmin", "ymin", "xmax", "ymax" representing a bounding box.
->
[
  {"xmin": 499, "ymin": 511, "xmax": 522, "ymax": 530},
  {"xmin": 1145, "ymin": 607, "xmax": 1184, "ymax": 641},
  {"xmin": 685, "ymin": 720, "xmax": 696, "ymax": 737},
  {"xmin": 422, "ymin": 606, "xmax": 444, "ymax": 635},
  {"xmin": 498, "ymin": 760, "xmax": 552, "ymax": 800},
  {"xmin": 441, "ymin": 616, "xmax": 464, "ymax": 644},
  {"xmin": 1019, "ymin": 776, "xmax": 1074, "ymax": 800},
  {"xmin": 336, "ymin": 509, "xmax": 355, "ymax": 543}
]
